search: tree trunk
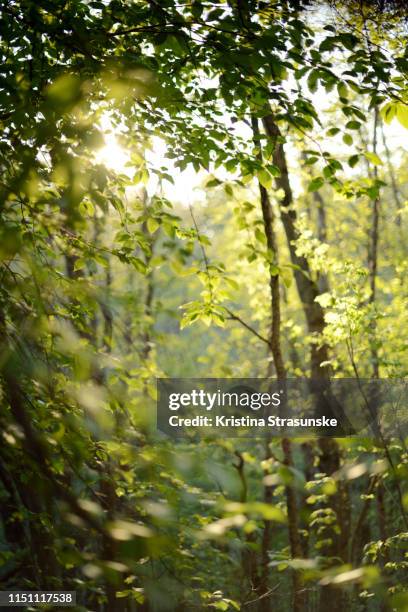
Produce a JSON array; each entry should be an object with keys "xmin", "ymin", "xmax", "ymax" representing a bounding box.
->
[
  {"xmin": 313, "ymin": 189, "xmax": 330, "ymax": 294},
  {"xmin": 252, "ymin": 116, "xmax": 306, "ymax": 612},
  {"xmin": 367, "ymin": 107, "xmax": 380, "ymax": 378},
  {"xmin": 262, "ymin": 113, "xmax": 348, "ymax": 612}
]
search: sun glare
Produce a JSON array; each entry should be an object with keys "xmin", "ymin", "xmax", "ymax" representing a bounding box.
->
[
  {"xmin": 95, "ymin": 114, "xmax": 205, "ymax": 205},
  {"xmin": 95, "ymin": 132, "xmax": 131, "ymax": 174}
]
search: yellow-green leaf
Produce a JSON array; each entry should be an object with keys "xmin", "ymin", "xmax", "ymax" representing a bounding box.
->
[
  {"xmin": 257, "ymin": 168, "xmax": 273, "ymax": 190},
  {"xmin": 396, "ymin": 103, "xmax": 408, "ymax": 129},
  {"xmin": 147, "ymin": 218, "xmax": 160, "ymax": 234},
  {"xmin": 364, "ymin": 152, "xmax": 382, "ymax": 166}
]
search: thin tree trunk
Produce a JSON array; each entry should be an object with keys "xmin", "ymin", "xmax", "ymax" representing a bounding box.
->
[
  {"xmin": 301, "ymin": 151, "xmax": 329, "ymax": 294},
  {"xmin": 140, "ymin": 189, "xmax": 156, "ymax": 363},
  {"xmin": 252, "ymin": 116, "xmax": 306, "ymax": 612},
  {"xmin": 263, "ymin": 115, "xmax": 330, "ymax": 380},
  {"xmin": 368, "ymin": 107, "xmax": 380, "ymax": 378},
  {"xmin": 235, "ymin": 451, "xmax": 261, "ymax": 605},
  {"xmin": 262, "ymin": 113, "xmax": 348, "ymax": 612},
  {"xmin": 380, "ymin": 121, "xmax": 403, "ymax": 228},
  {"xmin": 313, "ymin": 190, "xmax": 330, "ymax": 294},
  {"xmin": 101, "ymin": 263, "xmax": 113, "ymax": 353},
  {"xmin": 368, "ymin": 110, "xmax": 389, "ymax": 612},
  {"xmin": 299, "ymin": 441, "xmax": 314, "ymax": 557}
]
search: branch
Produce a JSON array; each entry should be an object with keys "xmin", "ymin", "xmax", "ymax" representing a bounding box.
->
[
  {"xmin": 350, "ymin": 475, "xmax": 379, "ymax": 562},
  {"xmin": 224, "ymin": 306, "xmax": 271, "ymax": 348}
]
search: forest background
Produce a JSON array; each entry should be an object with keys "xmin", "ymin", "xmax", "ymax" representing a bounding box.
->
[{"xmin": 0, "ymin": 0, "xmax": 408, "ymax": 611}]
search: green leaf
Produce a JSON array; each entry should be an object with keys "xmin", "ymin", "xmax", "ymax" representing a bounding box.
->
[
  {"xmin": 79, "ymin": 200, "xmax": 95, "ymax": 217},
  {"xmin": 267, "ymin": 164, "xmax": 281, "ymax": 177},
  {"xmin": 147, "ymin": 218, "xmax": 160, "ymax": 234},
  {"xmin": 206, "ymin": 177, "xmax": 222, "ymax": 188},
  {"xmin": 211, "ymin": 602, "xmax": 228, "ymax": 611},
  {"xmin": 281, "ymin": 267, "xmax": 292, "ymax": 288},
  {"xmin": 337, "ymin": 82, "xmax": 348, "ymax": 99},
  {"xmin": 345, "ymin": 120, "xmax": 361, "ymax": 130},
  {"xmin": 364, "ymin": 152, "xmax": 382, "ymax": 166},
  {"xmin": 319, "ymin": 36, "xmax": 337, "ymax": 52},
  {"xmin": 323, "ymin": 165, "xmax": 334, "ymax": 179},
  {"xmin": 73, "ymin": 258, "xmax": 86, "ymax": 272},
  {"xmin": 225, "ymin": 278, "xmax": 239, "ymax": 290},
  {"xmin": 255, "ymin": 228, "xmax": 266, "ymax": 244},
  {"xmin": 307, "ymin": 69, "xmax": 319, "ymax": 93},
  {"xmin": 380, "ymin": 102, "xmax": 397, "ymax": 124},
  {"xmin": 348, "ymin": 154, "xmax": 360, "ymax": 168},
  {"xmin": 257, "ymin": 169, "xmax": 273, "ymax": 190},
  {"xmin": 95, "ymin": 253, "xmax": 108, "ymax": 267},
  {"xmin": 396, "ymin": 103, "xmax": 408, "ymax": 129},
  {"xmin": 308, "ymin": 177, "xmax": 324, "ymax": 192},
  {"xmin": 338, "ymin": 33, "xmax": 359, "ymax": 51},
  {"xmin": 130, "ymin": 257, "xmax": 147, "ymax": 274},
  {"xmin": 315, "ymin": 292, "xmax": 332, "ymax": 308}
]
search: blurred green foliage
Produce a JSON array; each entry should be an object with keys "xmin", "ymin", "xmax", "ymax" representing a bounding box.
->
[{"xmin": 0, "ymin": 1, "xmax": 408, "ymax": 611}]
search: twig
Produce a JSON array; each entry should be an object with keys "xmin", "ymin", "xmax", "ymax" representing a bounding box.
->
[{"xmin": 225, "ymin": 307, "xmax": 272, "ymax": 348}]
